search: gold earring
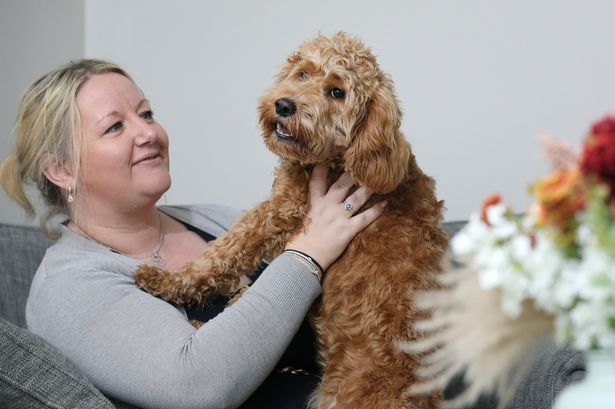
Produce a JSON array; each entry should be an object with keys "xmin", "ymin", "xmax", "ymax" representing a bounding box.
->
[{"xmin": 67, "ymin": 186, "xmax": 74, "ymax": 203}]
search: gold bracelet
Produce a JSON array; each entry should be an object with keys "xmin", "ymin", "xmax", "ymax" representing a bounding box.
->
[{"xmin": 283, "ymin": 249, "xmax": 324, "ymax": 283}]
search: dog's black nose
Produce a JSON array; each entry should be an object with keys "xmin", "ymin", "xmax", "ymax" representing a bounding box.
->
[{"xmin": 275, "ymin": 98, "xmax": 297, "ymax": 117}]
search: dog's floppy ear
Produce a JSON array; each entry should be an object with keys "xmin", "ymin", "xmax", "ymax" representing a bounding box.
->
[{"xmin": 344, "ymin": 77, "xmax": 410, "ymax": 193}]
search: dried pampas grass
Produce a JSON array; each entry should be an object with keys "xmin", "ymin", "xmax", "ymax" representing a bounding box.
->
[{"xmin": 400, "ymin": 259, "xmax": 554, "ymax": 408}]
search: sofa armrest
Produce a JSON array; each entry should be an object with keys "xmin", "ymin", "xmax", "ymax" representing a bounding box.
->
[
  {"xmin": 0, "ymin": 317, "xmax": 115, "ymax": 408},
  {"xmin": 509, "ymin": 341, "xmax": 585, "ymax": 409}
]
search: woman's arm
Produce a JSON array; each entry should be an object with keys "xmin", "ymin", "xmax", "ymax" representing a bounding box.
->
[{"xmin": 27, "ymin": 252, "xmax": 320, "ymax": 409}]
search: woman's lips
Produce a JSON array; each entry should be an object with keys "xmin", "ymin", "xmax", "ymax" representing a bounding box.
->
[{"xmin": 132, "ymin": 153, "xmax": 161, "ymax": 166}]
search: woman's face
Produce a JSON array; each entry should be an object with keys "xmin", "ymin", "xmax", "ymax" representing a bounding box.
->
[{"xmin": 75, "ymin": 73, "xmax": 171, "ymax": 213}]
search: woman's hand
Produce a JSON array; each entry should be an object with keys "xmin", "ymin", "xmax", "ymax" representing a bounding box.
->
[{"xmin": 285, "ymin": 164, "xmax": 387, "ymax": 271}]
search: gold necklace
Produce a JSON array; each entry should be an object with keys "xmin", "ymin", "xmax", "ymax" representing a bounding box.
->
[{"xmin": 72, "ymin": 212, "xmax": 166, "ymax": 268}]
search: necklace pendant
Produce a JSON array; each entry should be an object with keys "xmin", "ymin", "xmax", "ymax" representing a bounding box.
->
[{"xmin": 151, "ymin": 250, "xmax": 166, "ymax": 268}]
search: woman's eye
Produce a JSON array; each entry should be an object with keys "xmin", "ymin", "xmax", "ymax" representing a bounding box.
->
[
  {"xmin": 329, "ymin": 88, "xmax": 345, "ymax": 99},
  {"xmin": 140, "ymin": 110, "xmax": 154, "ymax": 120},
  {"xmin": 104, "ymin": 121, "xmax": 122, "ymax": 134}
]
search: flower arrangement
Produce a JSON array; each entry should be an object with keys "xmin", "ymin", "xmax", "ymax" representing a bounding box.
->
[
  {"xmin": 456, "ymin": 115, "xmax": 615, "ymax": 350},
  {"xmin": 405, "ymin": 115, "xmax": 615, "ymax": 408}
]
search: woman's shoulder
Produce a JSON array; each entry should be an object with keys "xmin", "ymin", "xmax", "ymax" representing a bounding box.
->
[
  {"xmin": 38, "ymin": 225, "xmax": 140, "ymax": 279},
  {"xmin": 26, "ymin": 232, "xmax": 139, "ymax": 333},
  {"xmin": 158, "ymin": 203, "xmax": 243, "ymax": 235},
  {"xmin": 27, "ymin": 227, "xmax": 138, "ymax": 313}
]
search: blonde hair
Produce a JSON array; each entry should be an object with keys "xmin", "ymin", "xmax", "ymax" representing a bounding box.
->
[{"xmin": 0, "ymin": 59, "xmax": 132, "ymax": 237}]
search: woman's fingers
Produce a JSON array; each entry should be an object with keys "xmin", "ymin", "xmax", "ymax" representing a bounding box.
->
[
  {"xmin": 327, "ymin": 171, "xmax": 355, "ymax": 202},
  {"xmin": 286, "ymin": 168, "xmax": 388, "ymax": 271},
  {"xmin": 308, "ymin": 164, "xmax": 329, "ymax": 200},
  {"xmin": 349, "ymin": 200, "xmax": 388, "ymax": 231},
  {"xmin": 341, "ymin": 186, "xmax": 374, "ymax": 215},
  {"xmin": 310, "ymin": 168, "xmax": 378, "ymax": 217}
]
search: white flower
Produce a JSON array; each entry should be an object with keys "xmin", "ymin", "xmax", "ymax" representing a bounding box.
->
[
  {"xmin": 551, "ymin": 265, "xmax": 582, "ymax": 310},
  {"xmin": 451, "ymin": 213, "xmax": 489, "ymax": 257},
  {"xmin": 510, "ymin": 235, "xmax": 532, "ymax": 260},
  {"xmin": 484, "ymin": 203, "xmax": 507, "ymax": 226},
  {"xmin": 452, "ymin": 205, "xmax": 615, "ymax": 351}
]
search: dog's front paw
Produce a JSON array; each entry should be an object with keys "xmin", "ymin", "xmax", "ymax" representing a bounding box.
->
[
  {"xmin": 133, "ymin": 265, "xmax": 179, "ymax": 301},
  {"xmin": 133, "ymin": 264, "xmax": 201, "ymax": 305},
  {"xmin": 134, "ymin": 264, "xmax": 204, "ymax": 305},
  {"xmin": 133, "ymin": 260, "xmax": 241, "ymax": 306}
]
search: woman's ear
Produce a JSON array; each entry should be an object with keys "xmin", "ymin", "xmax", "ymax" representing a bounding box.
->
[
  {"xmin": 42, "ymin": 156, "xmax": 75, "ymax": 191},
  {"xmin": 343, "ymin": 78, "xmax": 410, "ymax": 193}
]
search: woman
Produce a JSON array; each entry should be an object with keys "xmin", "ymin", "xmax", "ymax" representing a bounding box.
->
[{"xmin": 0, "ymin": 59, "xmax": 386, "ymax": 409}]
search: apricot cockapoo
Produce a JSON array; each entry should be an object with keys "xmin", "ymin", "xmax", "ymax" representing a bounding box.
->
[{"xmin": 135, "ymin": 32, "xmax": 447, "ymax": 409}]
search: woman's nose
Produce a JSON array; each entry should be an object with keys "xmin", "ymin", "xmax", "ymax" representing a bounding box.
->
[{"xmin": 134, "ymin": 122, "xmax": 157, "ymax": 145}]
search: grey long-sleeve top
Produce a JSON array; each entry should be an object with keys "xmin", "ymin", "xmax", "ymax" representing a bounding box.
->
[{"xmin": 26, "ymin": 204, "xmax": 321, "ymax": 409}]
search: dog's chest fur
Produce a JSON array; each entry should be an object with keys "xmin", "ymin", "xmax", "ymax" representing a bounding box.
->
[{"xmin": 271, "ymin": 156, "xmax": 446, "ymax": 308}]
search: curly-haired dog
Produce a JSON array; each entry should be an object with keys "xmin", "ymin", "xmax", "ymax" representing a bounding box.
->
[{"xmin": 134, "ymin": 32, "xmax": 447, "ymax": 408}]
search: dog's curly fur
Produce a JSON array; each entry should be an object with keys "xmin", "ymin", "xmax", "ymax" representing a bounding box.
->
[{"xmin": 134, "ymin": 32, "xmax": 447, "ymax": 408}]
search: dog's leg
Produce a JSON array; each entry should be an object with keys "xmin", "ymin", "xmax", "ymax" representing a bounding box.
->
[
  {"xmin": 309, "ymin": 219, "xmax": 446, "ymax": 409},
  {"xmin": 311, "ymin": 283, "xmax": 442, "ymax": 409},
  {"xmin": 133, "ymin": 162, "xmax": 310, "ymax": 306}
]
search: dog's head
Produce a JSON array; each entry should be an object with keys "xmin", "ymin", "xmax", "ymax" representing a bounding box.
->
[{"xmin": 259, "ymin": 32, "xmax": 410, "ymax": 193}]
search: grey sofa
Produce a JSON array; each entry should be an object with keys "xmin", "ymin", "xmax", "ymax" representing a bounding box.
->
[
  {"xmin": 0, "ymin": 221, "xmax": 584, "ymax": 408},
  {"xmin": 0, "ymin": 223, "xmax": 135, "ymax": 408}
]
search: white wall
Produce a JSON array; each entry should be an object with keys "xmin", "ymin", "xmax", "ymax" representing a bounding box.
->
[
  {"xmin": 0, "ymin": 0, "xmax": 84, "ymax": 225},
  {"xmin": 2, "ymin": 0, "xmax": 615, "ymax": 225}
]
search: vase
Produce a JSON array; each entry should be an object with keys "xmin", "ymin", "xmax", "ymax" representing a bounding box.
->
[{"xmin": 554, "ymin": 348, "xmax": 615, "ymax": 409}]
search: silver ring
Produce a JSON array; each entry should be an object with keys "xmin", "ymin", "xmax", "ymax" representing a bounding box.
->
[{"xmin": 344, "ymin": 202, "xmax": 353, "ymax": 212}]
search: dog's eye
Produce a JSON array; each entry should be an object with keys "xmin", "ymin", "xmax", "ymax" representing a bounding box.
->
[
  {"xmin": 329, "ymin": 88, "xmax": 345, "ymax": 99},
  {"xmin": 297, "ymin": 71, "xmax": 309, "ymax": 81}
]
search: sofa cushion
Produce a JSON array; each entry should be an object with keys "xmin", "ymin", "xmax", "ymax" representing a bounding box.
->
[
  {"xmin": 0, "ymin": 317, "xmax": 115, "ymax": 408},
  {"xmin": 0, "ymin": 223, "xmax": 50, "ymax": 328}
]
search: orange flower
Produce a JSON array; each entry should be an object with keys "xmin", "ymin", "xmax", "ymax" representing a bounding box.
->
[{"xmin": 533, "ymin": 169, "xmax": 585, "ymax": 232}]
